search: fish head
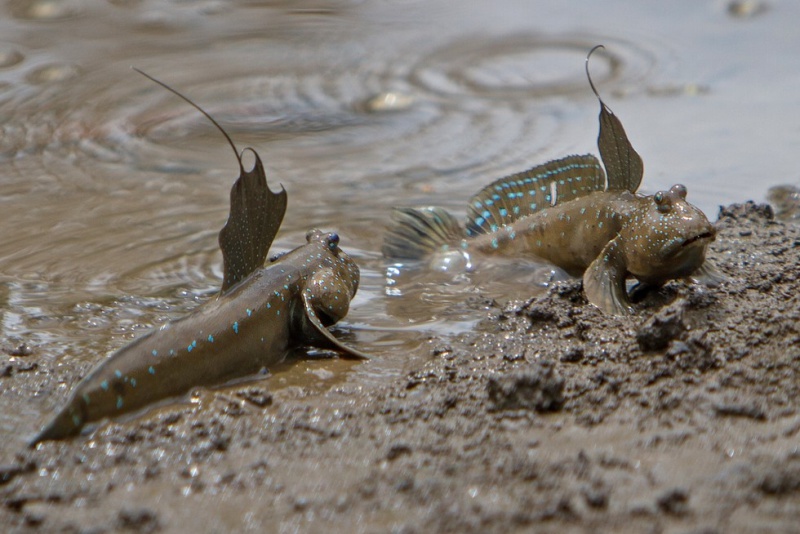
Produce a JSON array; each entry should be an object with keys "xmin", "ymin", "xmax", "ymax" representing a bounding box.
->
[
  {"xmin": 621, "ymin": 184, "xmax": 716, "ymax": 284},
  {"xmin": 303, "ymin": 228, "xmax": 361, "ymax": 325}
]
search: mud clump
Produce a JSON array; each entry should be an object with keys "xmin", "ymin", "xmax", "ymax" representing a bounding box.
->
[{"xmin": 487, "ymin": 360, "xmax": 564, "ymax": 412}]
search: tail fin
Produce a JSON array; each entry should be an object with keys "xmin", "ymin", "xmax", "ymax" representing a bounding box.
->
[{"xmin": 382, "ymin": 207, "xmax": 464, "ymax": 259}]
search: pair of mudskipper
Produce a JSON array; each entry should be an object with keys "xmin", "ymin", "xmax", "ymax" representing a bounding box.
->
[{"xmin": 31, "ymin": 47, "xmax": 722, "ymax": 445}]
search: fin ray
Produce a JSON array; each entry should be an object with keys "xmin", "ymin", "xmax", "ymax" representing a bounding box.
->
[{"xmin": 382, "ymin": 207, "xmax": 464, "ymax": 259}]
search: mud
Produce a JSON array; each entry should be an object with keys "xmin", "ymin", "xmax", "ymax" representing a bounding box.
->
[{"xmin": 2, "ymin": 201, "xmax": 800, "ymax": 533}]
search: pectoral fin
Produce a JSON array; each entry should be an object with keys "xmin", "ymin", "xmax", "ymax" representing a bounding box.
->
[
  {"xmin": 299, "ymin": 267, "xmax": 369, "ymax": 360},
  {"xmin": 689, "ymin": 260, "xmax": 729, "ymax": 287},
  {"xmin": 583, "ymin": 237, "xmax": 633, "ymax": 315}
]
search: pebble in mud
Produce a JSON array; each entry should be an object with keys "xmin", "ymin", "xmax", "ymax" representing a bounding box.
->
[
  {"xmin": 486, "ymin": 360, "xmax": 564, "ymax": 412},
  {"xmin": 117, "ymin": 507, "xmax": 160, "ymax": 533},
  {"xmin": 635, "ymin": 302, "xmax": 686, "ymax": 352}
]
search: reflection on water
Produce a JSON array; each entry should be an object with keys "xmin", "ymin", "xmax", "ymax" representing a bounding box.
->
[{"xmin": 1, "ymin": 0, "xmax": 798, "ymax": 444}]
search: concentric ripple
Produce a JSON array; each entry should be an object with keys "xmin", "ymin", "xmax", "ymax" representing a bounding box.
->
[{"xmin": 410, "ymin": 34, "xmax": 656, "ymax": 99}]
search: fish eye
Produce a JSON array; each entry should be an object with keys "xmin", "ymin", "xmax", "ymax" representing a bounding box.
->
[
  {"xmin": 654, "ymin": 191, "xmax": 672, "ymax": 213},
  {"xmin": 671, "ymin": 184, "xmax": 687, "ymax": 199},
  {"xmin": 327, "ymin": 232, "xmax": 340, "ymax": 250},
  {"xmin": 306, "ymin": 229, "xmax": 322, "ymax": 242}
]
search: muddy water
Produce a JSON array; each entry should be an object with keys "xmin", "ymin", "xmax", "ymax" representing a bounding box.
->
[{"xmin": 1, "ymin": 1, "xmax": 796, "ymax": 448}]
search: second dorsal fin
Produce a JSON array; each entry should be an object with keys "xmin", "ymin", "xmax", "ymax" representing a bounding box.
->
[{"xmin": 465, "ymin": 154, "xmax": 605, "ymax": 236}]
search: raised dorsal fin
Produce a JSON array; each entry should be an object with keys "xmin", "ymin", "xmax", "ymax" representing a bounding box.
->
[
  {"xmin": 586, "ymin": 45, "xmax": 643, "ymax": 193},
  {"xmin": 132, "ymin": 68, "xmax": 288, "ymax": 293},
  {"xmin": 465, "ymin": 154, "xmax": 605, "ymax": 236},
  {"xmin": 218, "ymin": 150, "xmax": 287, "ymax": 291}
]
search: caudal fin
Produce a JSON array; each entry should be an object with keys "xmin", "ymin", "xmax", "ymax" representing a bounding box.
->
[
  {"xmin": 382, "ymin": 207, "xmax": 464, "ymax": 259},
  {"xmin": 29, "ymin": 405, "xmax": 84, "ymax": 447}
]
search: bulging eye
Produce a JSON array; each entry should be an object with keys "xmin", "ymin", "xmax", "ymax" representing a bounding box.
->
[
  {"xmin": 327, "ymin": 232, "xmax": 340, "ymax": 250},
  {"xmin": 653, "ymin": 191, "xmax": 672, "ymax": 213},
  {"xmin": 671, "ymin": 184, "xmax": 687, "ymax": 199}
]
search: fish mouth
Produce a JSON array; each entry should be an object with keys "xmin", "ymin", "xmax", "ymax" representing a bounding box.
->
[
  {"xmin": 682, "ymin": 230, "xmax": 715, "ymax": 248},
  {"xmin": 316, "ymin": 309, "xmax": 337, "ymax": 327}
]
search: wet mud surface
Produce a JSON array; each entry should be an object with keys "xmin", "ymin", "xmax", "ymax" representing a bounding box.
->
[{"xmin": 2, "ymin": 201, "xmax": 800, "ymax": 533}]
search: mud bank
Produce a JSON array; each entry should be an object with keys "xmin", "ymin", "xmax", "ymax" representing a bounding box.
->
[{"xmin": 2, "ymin": 202, "xmax": 800, "ymax": 533}]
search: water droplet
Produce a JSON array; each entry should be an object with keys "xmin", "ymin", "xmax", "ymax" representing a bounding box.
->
[{"xmin": 363, "ymin": 91, "xmax": 415, "ymax": 113}]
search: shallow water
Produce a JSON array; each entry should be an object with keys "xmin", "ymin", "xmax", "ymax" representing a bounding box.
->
[{"xmin": 1, "ymin": 0, "xmax": 797, "ymax": 445}]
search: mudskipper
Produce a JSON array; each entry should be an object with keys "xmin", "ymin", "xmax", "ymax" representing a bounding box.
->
[
  {"xmin": 383, "ymin": 45, "xmax": 725, "ymax": 314},
  {"xmin": 32, "ymin": 70, "xmax": 368, "ymax": 445}
]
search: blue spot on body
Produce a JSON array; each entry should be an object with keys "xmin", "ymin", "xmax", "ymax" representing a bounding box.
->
[
  {"xmin": 116, "ymin": 396, "xmax": 123, "ymax": 409},
  {"xmin": 233, "ymin": 322, "xmax": 239, "ymax": 334},
  {"xmin": 267, "ymin": 302, "xmax": 271, "ymax": 309},
  {"xmin": 246, "ymin": 308, "xmax": 252, "ymax": 317},
  {"xmin": 130, "ymin": 378, "xmax": 137, "ymax": 388},
  {"xmin": 114, "ymin": 370, "xmax": 122, "ymax": 379},
  {"xmin": 83, "ymin": 394, "xmax": 90, "ymax": 404},
  {"xmin": 148, "ymin": 366, "xmax": 156, "ymax": 375},
  {"xmin": 72, "ymin": 414, "xmax": 81, "ymax": 427},
  {"xmin": 151, "ymin": 349, "xmax": 158, "ymax": 357},
  {"xmin": 101, "ymin": 380, "xmax": 109, "ymax": 391},
  {"xmin": 208, "ymin": 334, "xmax": 214, "ymax": 342},
  {"xmin": 499, "ymin": 208, "xmax": 508, "ymax": 217},
  {"xmin": 491, "ymin": 238, "xmax": 499, "ymax": 249}
]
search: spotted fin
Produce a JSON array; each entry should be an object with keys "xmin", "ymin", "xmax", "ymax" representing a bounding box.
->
[
  {"xmin": 301, "ymin": 291, "xmax": 370, "ymax": 360},
  {"xmin": 465, "ymin": 154, "xmax": 605, "ymax": 236},
  {"xmin": 587, "ymin": 46, "xmax": 643, "ymax": 193},
  {"xmin": 382, "ymin": 207, "xmax": 464, "ymax": 259},
  {"xmin": 583, "ymin": 237, "xmax": 633, "ymax": 315},
  {"xmin": 132, "ymin": 68, "xmax": 288, "ymax": 293},
  {"xmin": 219, "ymin": 150, "xmax": 287, "ymax": 292}
]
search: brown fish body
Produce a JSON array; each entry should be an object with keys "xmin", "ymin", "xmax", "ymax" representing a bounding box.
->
[
  {"xmin": 32, "ymin": 231, "xmax": 363, "ymax": 444},
  {"xmin": 383, "ymin": 161, "xmax": 722, "ymax": 315},
  {"xmin": 469, "ymin": 190, "xmax": 634, "ymax": 276}
]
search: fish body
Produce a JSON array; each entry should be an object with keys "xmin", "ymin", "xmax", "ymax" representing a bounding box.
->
[
  {"xmin": 33, "ymin": 230, "xmax": 362, "ymax": 444},
  {"xmin": 384, "ymin": 159, "xmax": 721, "ymax": 315}
]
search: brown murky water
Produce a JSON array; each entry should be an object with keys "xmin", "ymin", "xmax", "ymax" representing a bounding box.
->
[{"xmin": 1, "ymin": 0, "xmax": 797, "ymax": 451}]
